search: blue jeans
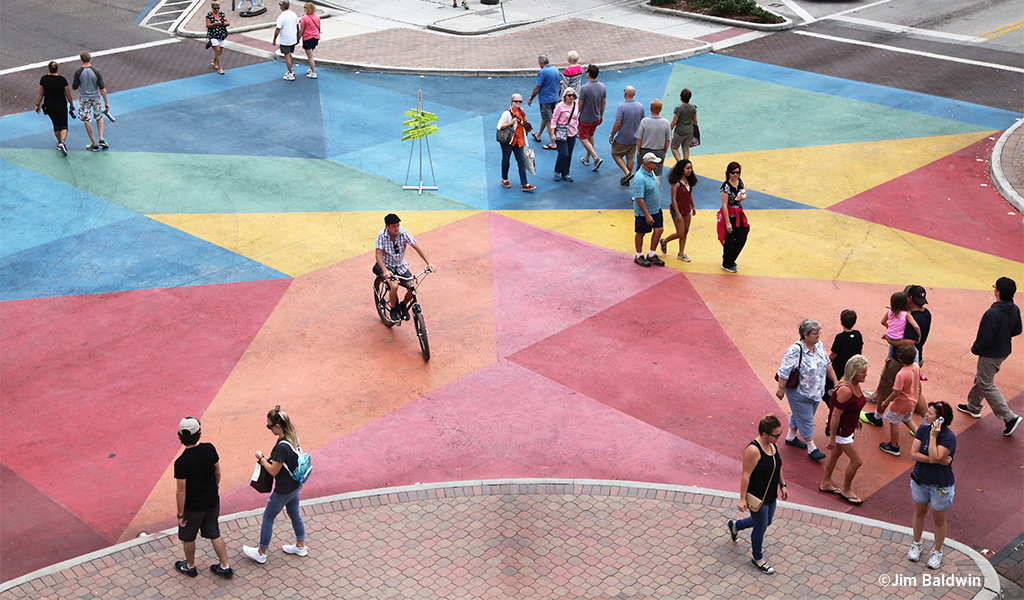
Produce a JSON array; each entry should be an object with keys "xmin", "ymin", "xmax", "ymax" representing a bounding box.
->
[
  {"xmin": 259, "ymin": 485, "xmax": 305, "ymax": 550},
  {"xmin": 554, "ymin": 135, "xmax": 576, "ymax": 177},
  {"xmin": 500, "ymin": 141, "xmax": 528, "ymax": 185},
  {"xmin": 735, "ymin": 500, "xmax": 776, "ymax": 561},
  {"xmin": 785, "ymin": 387, "xmax": 819, "ymax": 440}
]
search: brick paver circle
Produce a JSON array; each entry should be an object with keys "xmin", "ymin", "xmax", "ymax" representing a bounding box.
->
[{"xmin": 0, "ymin": 480, "xmax": 995, "ymax": 599}]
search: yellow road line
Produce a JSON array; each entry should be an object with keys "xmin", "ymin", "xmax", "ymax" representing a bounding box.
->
[{"xmin": 979, "ymin": 19, "xmax": 1024, "ymax": 39}]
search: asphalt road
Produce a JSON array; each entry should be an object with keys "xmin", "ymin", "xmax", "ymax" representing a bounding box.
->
[{"xmin": 0, "ymin": 0, "xmax": 169, "ymax": 71}]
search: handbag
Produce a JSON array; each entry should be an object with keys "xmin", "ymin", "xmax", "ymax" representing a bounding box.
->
[
  {"xmin": 744, "ymin": 443, "xmax": 776, "ymax": 512},
  {"xmin": 774, "ymin": 344, "xmax": 803, "ymax": 389},
  {"xmin": 690, "ymin": 123, "xmax": 701, "ymax": 148},
  {"xmin": 250, "ymin": 462, "xmax": 273, "ymax": 493},
  {"xmin": 496, "ymin": 110, "xmax": 515, "ymax": 144},
  {"xmin": 524, "ymin": 138, "xmax": 536, "ymax": 175},
  {"xmin": 554, "ymin": 103, "xmax": 575, "ymax": 142}
]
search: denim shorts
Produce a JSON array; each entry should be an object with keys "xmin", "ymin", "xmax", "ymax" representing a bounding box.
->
[{"xmin": 911, "ymin": 480, "xmax": 954, "ymax": 511}]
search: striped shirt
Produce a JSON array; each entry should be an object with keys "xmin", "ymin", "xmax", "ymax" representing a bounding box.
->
[{"xmin": 375, "ymin": 227, "xmax": 417, "ymax": 271}]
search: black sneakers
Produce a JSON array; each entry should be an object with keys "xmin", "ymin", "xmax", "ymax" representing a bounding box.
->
[
  {"xmin": 879, "ymin": 442, "xmax": 900, "ymax": 456},
  {"xmin": 1005, "ymin": 416, "xmax": 1022, "ymax": 436},
  {"xmin": 174, "ymin": 560, "xmax": 197, "ymax": 577},
  {"xmin": 211, "ymin": 564, "xmax": 234, "ymax": 579}
]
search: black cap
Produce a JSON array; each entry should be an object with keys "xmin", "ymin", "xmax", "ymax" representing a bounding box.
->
[
  {"xmin": 384, "ymin": 213, "xmax": 401, "ymax": 225},
  {"xmin": 907, "ymin": 285, "xmax": 927, "ymax": 306}
]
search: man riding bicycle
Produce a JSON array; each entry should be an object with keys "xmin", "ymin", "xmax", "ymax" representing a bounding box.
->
[{"xmin": 374, "ymin": 213, "xmax": 436, "ymax": 321}]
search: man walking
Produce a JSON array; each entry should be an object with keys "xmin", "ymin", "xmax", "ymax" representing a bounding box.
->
[
  {"xmin": 608, "ymin": 86, "xmax": 644, "ymax": 186},
  {"xmin": 273, "ymin": 0, "xmax": 301, "ymax": 81},
  {"xmin": 863, "ymin": 285, "xmax": 931, "ymax": 426},
  {"xmin": 577, "ymin": 64, "xmax": 606, "ymax": 171},
  {"xmin": 72, "ymin": 52, "xmax": 109, "ymax": 152},
  {"xmin": 527, "ymin": 54, "xmax": 560, "ymax": 150},
  {"xmin": 958, "ymin": 277, "xmax": 1022, "ymax": 436},
  {"xmin": 632, "ymin": 153, "xmax": 665, "ymax": 267},
  {"xmin": 173, "ymin": 417, "xmax": 233, "ymax": 579},
  {"xmin": 634, "ymin": 99, "xmax": 671, "ymax": 177}
]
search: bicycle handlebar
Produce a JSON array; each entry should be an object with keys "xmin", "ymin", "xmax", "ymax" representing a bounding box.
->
[{"xmin": 387, "ymin": 267, "xmax": 433, "ymax": 283}]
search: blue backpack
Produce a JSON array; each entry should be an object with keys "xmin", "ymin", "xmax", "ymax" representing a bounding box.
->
[{"xmin": 279, "ymin": 440, "xmax": 312, "ymax": 484}]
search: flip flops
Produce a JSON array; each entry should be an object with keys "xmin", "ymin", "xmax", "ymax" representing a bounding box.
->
[
  {"xmin": 543, "ymin": 144, "xmax": 557, "ymax": 150},
  {"xmin": 840, "ymin": 492, "xmax": 863, "ymax": 505},
  {"xmin": 818, "ymin": 485, "xmax": 841, "ymax": 495}
]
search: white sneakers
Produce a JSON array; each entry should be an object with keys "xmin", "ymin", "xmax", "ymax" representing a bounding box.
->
[
  {"xmin": 283, "ymin": 72, "xmax": 296, "ymax": 81},
  {"xmin": 283, "ymin": 544, "xmax": 308, "ymax": 556},
  {"xmin": 908, "ymin": 542, "xmax": 942, "ymax": 569},
  {"xmin": 242, "ymin": 545, "xmax": 267, "ymax": 564},
  {"xmin": 306, "ymin": 70, "xmax": 317, "ymax": 79},
  {"xmin": 907, "ymin": 541, "xmax": 922, "ymax": 562}
]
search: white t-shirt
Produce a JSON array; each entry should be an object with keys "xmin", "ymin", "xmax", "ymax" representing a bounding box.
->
[{"xmin": 276, "ymin": 10, "xmax": 300, "ymax": 45}]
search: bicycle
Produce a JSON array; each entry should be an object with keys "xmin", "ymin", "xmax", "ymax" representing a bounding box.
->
[{"xmin": 373, "ymin": 268, "xmax": 433, "ymax": 361}]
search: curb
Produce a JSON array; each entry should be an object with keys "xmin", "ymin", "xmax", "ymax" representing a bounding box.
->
[
  {"xmin": 427, "ymin": 17, "xmax": 543, "ymax": 35},
  {"xmin": 640, "ymin": 0, "xmax": 794, "ymax": 31},
  {"xmin": 990, "ymin": 117, "xmax": 1024, "ymax": 214},
  {"xmin": 0, "ymin": 478, "xmax": 1000, "ymax": 599},
  {"xmin": 273, "ymin": 43, "xmax": 713, "ymax": 77}
]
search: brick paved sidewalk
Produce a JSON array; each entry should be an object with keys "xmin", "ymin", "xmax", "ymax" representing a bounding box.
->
[
  {"xmin": 992, "ymin": 119, "xmax": 1024, "ymax": 213},
  {"xmin": 0, "ymin": 480, "xmax": 998, "ymax": 600}
]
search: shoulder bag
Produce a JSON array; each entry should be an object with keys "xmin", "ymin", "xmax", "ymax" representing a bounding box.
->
[
  {"xmin": 774, "ymin": 343, "xmax": 803, "ymax": 389},
  {"xmin": 250, "ymin": 462, "xmax": 273, "ymax": 493},
  {"xmin": 496, "ymin": 110, "xmax": 515, "ymax": 144},
  {"xmin": 690, "ymin": 123, "xmax": 701, "ymax": 147},
  {"xmin": 523, "ymin": 136, "xmax": 536, "ymax": 174}
]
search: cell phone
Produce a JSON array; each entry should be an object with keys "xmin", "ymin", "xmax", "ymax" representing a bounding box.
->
[{"xmin": 936, "ymin": 417, "xmax": 944, "ymax": 424}]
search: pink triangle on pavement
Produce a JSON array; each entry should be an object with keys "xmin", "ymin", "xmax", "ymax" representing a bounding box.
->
[{"xmin": 0, "ymin": 278, "xmax": 290, "ymax": 542}]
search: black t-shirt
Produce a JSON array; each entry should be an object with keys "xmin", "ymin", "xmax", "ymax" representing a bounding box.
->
[
  {"xmin": 830, "ymin": 330, "xmax": 863, "ymax": 377},
  {"xmin": 270, "ymin": 439, "xmax": 300, "ymax": 495},
  {"xmin": 39, "ymin": 74, "xmax": 69, "ymax": 107},
  {"xmin": 173, "ymin": 443, "xmax": 220, "ymax": 511}
]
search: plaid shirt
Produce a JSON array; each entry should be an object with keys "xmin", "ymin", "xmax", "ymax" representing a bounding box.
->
[{"xmin": 375, "ymin": 227, "xmax": 417, "ymax": 271}]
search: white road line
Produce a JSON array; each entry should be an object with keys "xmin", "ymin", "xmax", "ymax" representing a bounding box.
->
[
  {"xmin": 0, "ymin": 39, "xmax": 180, "ymax": 76},
  {"xmin": 829, "ymin": 15, "xmax": 986, "ymax": 43},
  {"xmin": 794, "ymin": 31, "xmax": 1024, "ymax": 74},
  {"xmin": 826, "ymin": 0, "xmax": 894, "ymax": 19},
  {"xmin": 780, "ymin": 0, "xmax": 815, "ymax": 24}
]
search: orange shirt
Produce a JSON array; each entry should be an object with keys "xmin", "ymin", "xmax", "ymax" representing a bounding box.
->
[{"xmin": 890, "ymin": 363, "xmax": 920, "ymax": 414}]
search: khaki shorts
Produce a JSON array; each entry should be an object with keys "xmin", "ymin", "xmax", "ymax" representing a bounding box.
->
[{"xmin": 611, "ymin": 142, "xmax": 635, "ymax": 160}]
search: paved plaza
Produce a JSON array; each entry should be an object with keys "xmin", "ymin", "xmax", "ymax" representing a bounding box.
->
[{"xmin": 1, "ymin": 0, "xmax": 1022, "ymax": 598}]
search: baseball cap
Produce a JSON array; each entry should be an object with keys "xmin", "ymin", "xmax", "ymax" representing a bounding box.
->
[
  {"xmin": 384, "ymin": 213, "xmax": 401, "ymax": 225},
  {"xmin": 642, "ymin": 152, "xmax": 662, "ymax": 164},
  {"xmin": 907, "ymin": 285, "xmax": 928, "ymax": 306},
  {"xmin": 179, "ymin": 417, "xmax": 201, "ymax": 435}
]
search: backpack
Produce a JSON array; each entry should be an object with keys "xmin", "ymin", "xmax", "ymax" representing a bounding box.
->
[{"xmin": 279, "ymin": 440, "xmax": 312, "ymax": 484}]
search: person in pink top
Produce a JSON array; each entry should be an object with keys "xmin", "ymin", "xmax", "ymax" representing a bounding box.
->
[
  {"xmin": 550, "ymin": 88, "xmax": 580, "ymax": 182},
  {"xmin": 878, "ymin": 345, "xmax": 920, "ymax": 456},
  {"xmin": 882, "ymin": 291, "xmax": 921, "ymax": 343},
  {"xmin": 299, "ymin": 2, "xmax": 321, "ymax": 79}
]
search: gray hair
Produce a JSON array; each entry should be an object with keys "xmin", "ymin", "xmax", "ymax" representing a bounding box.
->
[
  {"xmin": 567, "ymin": 50, "xmax": 579, "ymax": 63},
  {"xmin": 511, "ymin": 93, "xmax": 523, "ymax": 102},
  {"xmin": 798, "ymin": 319, "xmax": 821, "ymax": 339},
  {"xmin": 538, "ymin": 54, "xmax": 549, "ymax": 65}
]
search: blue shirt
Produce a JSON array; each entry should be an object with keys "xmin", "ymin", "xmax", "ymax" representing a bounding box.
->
[
  {"xmin": 912, "ymin": 424, "xmax": 956, "ymax": 487},
  {"xmin": 613, "ymin": 99, "xmax": 645, "ymax": 145},
  {"xmin": 536, "ymin": 65, "xmax": 560, "ymax": 104},
  {"xmin": 631, "ymin": 168, "xmax": 660, "ymax": 216}
]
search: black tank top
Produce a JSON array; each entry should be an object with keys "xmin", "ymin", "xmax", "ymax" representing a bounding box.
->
[{"xmin": 747, "ymin": 440, "xmax": 781, "ymax": 504}]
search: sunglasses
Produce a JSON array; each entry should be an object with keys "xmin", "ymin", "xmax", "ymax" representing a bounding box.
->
[
  {"xmin": 729, "ymin": 171, "xmax": 740, "ymax": 175},
  {"xmin": 512, "ymin": 100, "xmax": 522, "ymax": 103},
  {"xmin": 393, "ymin": 242, "xmax": 400, "ymax": 253},
  {"xmin": 266, "ymin": 423, "xmax": 276, "ymax": 430},
  {"xmin": 565, "ymin": 94, "xmax": 576, "ymax": 98}
]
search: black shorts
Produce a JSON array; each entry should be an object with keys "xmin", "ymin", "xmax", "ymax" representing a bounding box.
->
[
  {"xmin": 279, "ymin": 43, "xmax": 296, "ymax": 55},
  {"xmin": 634, "ymin": 210, "xmax": 664, "ymax": 234},
  {"xmin": 302, "ymin": 38, "xmax": 319, "ymax": 50},
  {"xmin": 373, "ymin": 264, "xmax": 414, "ymax": 290},
  {"xmin": 178, "ymin": 503, "xmax": 221, "ymax": 542},
  {"xmin": 45, "ymin": 103, "xmax": 68, "ymax": 132}
]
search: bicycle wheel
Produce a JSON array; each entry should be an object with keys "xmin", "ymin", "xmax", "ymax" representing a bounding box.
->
[
  {"xmin": 412, "ymin": 305, "xmax": 429, "ymax": 361},
  {"xmin": 374, "ymin": 278, "xmax": 395, "ymax": 327}
]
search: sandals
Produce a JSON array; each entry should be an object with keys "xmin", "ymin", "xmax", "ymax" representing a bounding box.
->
[
  {"xmin": 840, "ymin": 493, "xmax": 863, "ymax": 505},
  {"xmin": 818, "ymin": 485, "xmax": 841, "ymax": 495},
  {"xmin": 543, "ymin": 144, "xmax": 557, "ymax": 150},
  {"xmin": 726, "ymin": 520, "xmax": 738, "ymax": 542},
  {"xmin": 531, "ymin": 132, "xmax": 542, "ymax": 143}
]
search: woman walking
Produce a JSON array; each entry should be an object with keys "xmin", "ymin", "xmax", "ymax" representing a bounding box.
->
[
  {"xmin": 718, "ymin": 161, "xmax": 748, "ymax": 273},
  {"xmin": 908, "ymin": 401, "xmax": 956, "ymax": 570},
  {"xmin": 669, "ymin": 88, "xmax": 697, "ymax": 161},
  {"xmin": 299, "ymin": 2, "xmax": 321, "ymax": 79},
  {"xmin": 35, "ymin": 61, "xmax": 74, "ymax": 156},
  {"xmin": 776, "ymin": 319, "xmax": 838, "ymax": 461},
  {"xmin": 728, "ymin": 413, "xmax": 788, "ymax": 574},
  {"xmin": 660, "ymin": 158, "xmax": 697, "ymax": 262},
  {"xmin": 496, "ymin": 93, "xmax": 536, "ymax": 192},
  {"xmin": 243, "ymin": 405, "xmax": 307, "ymax": 563},
  {"xmin": 550, "ymin": 88, "xmax": 579, "ymax": 182},
  {"xmin": 819, "ymin": 354, "xmax": 869, "ymax": 505},
  {"xmin": 206, "ymin": 1, "xmax": 230, "ymax": 74}
]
